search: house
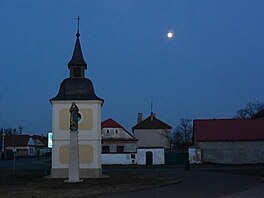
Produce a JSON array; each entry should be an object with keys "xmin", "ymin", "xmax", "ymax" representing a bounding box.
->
[
  {"xmin": 132, "ymin": 112, "xmax": 172, "ymax": 165},
  {"xmin": 194, "ymin": 118, "xmax": 264, "ymax": 164},
  {"xmin": 4, "ymin": 135, "xmax": 36, "ymax": 157},
  {"xmin": 101, "ymin": 118, "xmax": 138, "ymax": 153},
  {"xmin": 32, "ymin": 135, "xmax": 51, "ymax": 156},
  {"xmin": 101, "ymin": 118, "xmax": 138, "ymax": 165},
  {"xmin": 4, "ymin": 134, "xmax": 50, "ymax": 157},
  {"xmin": 132, "ymin": 112, "xmax": 172, "ymax": 149}
]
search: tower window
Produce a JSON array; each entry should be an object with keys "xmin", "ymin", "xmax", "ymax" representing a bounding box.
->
[{"xmin": 73, "ymin": 68, "xmax": 81, "ymax": 77}]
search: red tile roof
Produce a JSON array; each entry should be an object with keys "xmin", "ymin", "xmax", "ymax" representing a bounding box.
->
[
  {"xmin": 132, "ymin": 115, "xmax": 172, "ymax": 131},
  {"xmin": 194, "ymin": 119, "xmax": 264, "ymax": 141},
  {"xmin": 5, "ymin": 135, "xmax": 31, "ymax": 147},
  {"xmin": 102, "ymin": 118, "xmax": 124, "ymax": 129},
  {"xmin": 101, "ymin": 118, "xmax": 137, "ymax": 140}
]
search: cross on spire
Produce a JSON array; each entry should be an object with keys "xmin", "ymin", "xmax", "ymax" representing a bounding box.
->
[{"xmin": 76, "ymin": 16, "xmax": 80, "ymax": 37}]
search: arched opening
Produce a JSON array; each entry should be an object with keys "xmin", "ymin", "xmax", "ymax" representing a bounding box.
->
[{"xmin": 146, "ymin": 151, "xmax": 153, "ymax": 165}]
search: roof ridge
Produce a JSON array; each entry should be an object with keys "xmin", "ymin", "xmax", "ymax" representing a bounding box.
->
[{"xmin": 132, "ymin": 115, "xmax": 172, "ymax": 131}]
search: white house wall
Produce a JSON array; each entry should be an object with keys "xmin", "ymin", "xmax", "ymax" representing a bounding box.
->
[
  {"xmin": 137, "ymin": 148, "xmax": 165, "ymax": 165},
  {"xmin": 102, "ymin": 127, "xmax": 132, "ymax": 139},
  {"xmin": 134, "ymin": 129, "xmax": 170, "ymax": 149},
  {"xmin": 101, "ymin": 153, "xmax": 136, "ymax": 165},
  {"xmin": 102, "ymin": 126, "xmax": 137, "ymax": 152},
  {"xmin": 102, "ymin": 143, "xmax": 136, "ymax": 153}
]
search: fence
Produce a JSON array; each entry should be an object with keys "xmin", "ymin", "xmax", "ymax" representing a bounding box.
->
[{"xmin": 165, "ymin": 152, "xmax": 188, "ymax": 165}]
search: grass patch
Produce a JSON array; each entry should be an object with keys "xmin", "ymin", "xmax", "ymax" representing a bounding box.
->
[{"xmin": 0, "ymin": 170, "xmax": 178, "ymax": 197}]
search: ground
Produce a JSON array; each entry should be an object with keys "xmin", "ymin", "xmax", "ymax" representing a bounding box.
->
[
  {"xmin": 0, "ymin": 170, "xmax": 178, "ymax": 198},
  {"xmin": 0, "ymin": 157, "xmax": 264, "ymax": 197}
]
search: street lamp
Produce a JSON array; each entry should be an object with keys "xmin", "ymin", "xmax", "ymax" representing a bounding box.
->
[
  {"xmin": 1, "ymin": 132, "xmax": 5, "ymax": 158},
  {"xmin": 1, "ymin": 119, "xmax": 5, "ymax": 159}
]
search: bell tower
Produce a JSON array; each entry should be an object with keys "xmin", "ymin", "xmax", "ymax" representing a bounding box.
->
[
  {"xmin": 68, "ymin": 17, "xmax": 87, "ymax": 79},
  {"xmin": 50, "ymin": 17, "xmax": 104, "ymax": 178}
]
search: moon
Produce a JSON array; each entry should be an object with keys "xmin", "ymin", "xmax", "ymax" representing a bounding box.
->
[{"xmin": 167, "ymin": 32, "xmax": 173, "ymax": 39}]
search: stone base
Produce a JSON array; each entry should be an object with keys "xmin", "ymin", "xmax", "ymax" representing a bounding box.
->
[
  {"xmin": 50, "ymin": 168, "xmax": 102, "ymax": 178},
  {"xmin": 64, "ymin": 179, "xmax": 83, "ymax": 183}
]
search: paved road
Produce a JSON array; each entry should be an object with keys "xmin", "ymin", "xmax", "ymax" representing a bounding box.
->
[{"xmin": 97, "ymin": 167, "xmax": 264, "ymax": 198}]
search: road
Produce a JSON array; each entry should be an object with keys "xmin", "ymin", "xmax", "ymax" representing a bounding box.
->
[{"xmin": 98, "ymin": 166, "xmax": 264, "ymax": 198}]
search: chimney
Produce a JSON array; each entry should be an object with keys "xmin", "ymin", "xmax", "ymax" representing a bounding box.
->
[
  {"xmin": 137, "ymin": 113, "xmax": 143, "ymax": 124},
  {"xmin": 150, "ymin": 112, "xmax": 156, "ymax": 121}
]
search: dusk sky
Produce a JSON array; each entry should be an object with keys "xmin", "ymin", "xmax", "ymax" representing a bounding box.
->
[{"xmin": 1, "ymin": 0, "xmax": 264, "ymax": 135}]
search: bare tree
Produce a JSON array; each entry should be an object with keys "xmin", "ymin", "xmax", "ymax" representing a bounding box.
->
[
  {"xmin": 174, "ymin": 118, "xmax": 193, "ymax": 147},
  {"xmin": 235, "ymin": 101, "xmax": 264, "ymax": 118},
  {"xmin": 161, "ymin": 130, "xmax": 174, "ymax": 150},
  {"xmin": 18, "ymin": 126, "xmax": 24, "ymax": 135}
]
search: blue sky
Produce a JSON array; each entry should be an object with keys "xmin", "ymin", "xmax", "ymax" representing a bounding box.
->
[{"xmin": 0, "ymin": 0, "xmax": 264, "ymax": 134}]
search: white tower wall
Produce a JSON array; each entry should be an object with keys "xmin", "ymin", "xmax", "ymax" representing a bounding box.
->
[{"xmin": 50, "ymin": 100, "xmax": 103, "ymax": 178}]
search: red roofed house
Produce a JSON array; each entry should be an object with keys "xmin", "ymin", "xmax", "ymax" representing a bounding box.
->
[
  {"xmin": 32, "ymin": 135, "xmax": 51, "ymax": 156},
  {"xmin": 101, "ymin": 118, "xmax": 138, "ymax": 153},
  {"xmin": 194, "ymin": 118, "xmax": 264, "ymax": 164},
  {"xmin": 132, "ymin": 112, "xmax": 172, "ymax": 149},
  {"xmin": 132, "ymin": 112, "xmax": 172, "ymax": 165},
  {"xmin": 5, "ymin": 135, "xmax": 35, "ymax": 157},
  {"xmin": 4, "ymin": 134, "xmax": 50, "ymax": 157}
]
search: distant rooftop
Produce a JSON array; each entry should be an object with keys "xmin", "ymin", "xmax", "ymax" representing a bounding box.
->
[{"xmin": 132, "ymin": 114, "xmax": 172, "ymax": 132}]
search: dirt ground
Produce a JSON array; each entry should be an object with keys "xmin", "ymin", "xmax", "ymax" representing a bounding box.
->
[{"xmin": 0, "ymin": 170, "xmax": 179, "ymax": 198}]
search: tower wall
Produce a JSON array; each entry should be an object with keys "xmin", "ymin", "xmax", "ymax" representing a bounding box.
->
[{"xmin": 50, "ymin": 100, "xmax": 103, "ymax": 178}]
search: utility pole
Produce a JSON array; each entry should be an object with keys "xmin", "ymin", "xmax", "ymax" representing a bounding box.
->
[
  {"xmin": 1, "ymin": 132, "xmax": 5, "ymax": 159},
  {"xmin": 13, "ymin": 129, "xmax": 16, "ymax": 172},
  {"xmin": 1, "ymin": 120, "xmax": 5, "ymax": 159}
]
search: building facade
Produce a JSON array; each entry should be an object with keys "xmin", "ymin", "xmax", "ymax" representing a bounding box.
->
[
  {"xmin": 132, "ymin": 113, "xmax": 172, "ymax": 149},
  {"xmin": 4, "ymin": 134, "xmax": 49, "ymax": 157},
  {"xmin": 101, "ymin": 118, "xmax": 138, "ymax": 153},
  {"xmin": 194, "ymin": 118, "xmax": 264, "ymax": 164}
]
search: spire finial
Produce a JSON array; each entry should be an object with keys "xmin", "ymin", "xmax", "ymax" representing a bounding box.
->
[{"xmin": 76, "ymin": 16, "xmax": 80, "ymax": 37}]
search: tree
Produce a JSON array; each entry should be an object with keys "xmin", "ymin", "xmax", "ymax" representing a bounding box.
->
[
  {"xmin": 0, "ymin": 127, "xmax": 20, "ymax": 135},
  {"xmin": 235, "ymin": 101, "xmax": 264, "ymax": 118},
  {"xmin": 18, "ymin": 126, "xmax": 24, "ymax": 135},
  {"xmin": 161, "ymin": 129, "xmax": 174, "ymax": 150},
  {"xmin": 173, "ymin": 118, "xmax": 193, "ymax": 147}
]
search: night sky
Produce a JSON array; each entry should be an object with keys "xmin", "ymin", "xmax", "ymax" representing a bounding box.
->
[{"xmin": 1, "ymin": 0, "xmax": 264, "ymax": 134}]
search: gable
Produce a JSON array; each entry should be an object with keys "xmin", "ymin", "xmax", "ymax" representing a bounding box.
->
[
  {"xmin": 32, "ymin": 135, "xmax": 48, "ymax": 147},
  {"xmin": 102, "ymin": 118, "xmax": 136, "ymax": 140},
  {"xmin": 132, "ymin": 116, "xmax": 172, "ymax": 131}
]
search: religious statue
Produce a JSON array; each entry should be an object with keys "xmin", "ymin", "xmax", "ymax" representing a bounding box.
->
[{"xmin": 70, "ymin": 102, "xmax": 79, "ymax": 131}]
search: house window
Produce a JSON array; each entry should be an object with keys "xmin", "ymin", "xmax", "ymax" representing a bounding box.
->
[
  {"xmin": 117, "ymin": 146, "xmax": 124, "ymax": 153},
  {"xmin": 102, "ymin": 146, "xmax": 110, "ymax": 153},
  {"xmin": 106, "ymin": 129, "xmax": 110, "ymax": 134},
  {"xmin": 115, "ymin": 129, "xmax": 118, "ymax": 134}
]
